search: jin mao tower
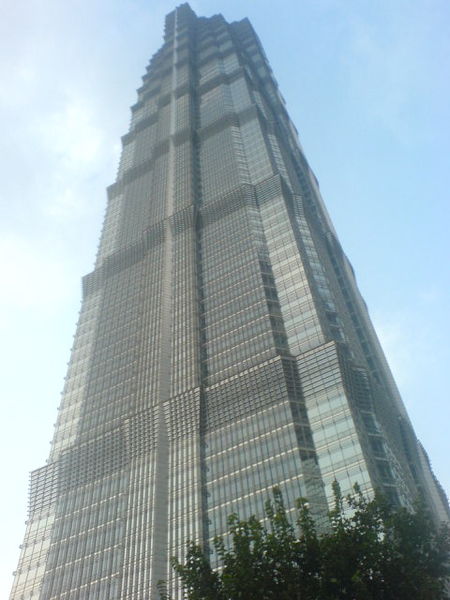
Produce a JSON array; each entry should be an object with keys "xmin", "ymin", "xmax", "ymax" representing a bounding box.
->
[{"xmin": 10, "ymin": 4, "xmax": 448, "ymax": 600}]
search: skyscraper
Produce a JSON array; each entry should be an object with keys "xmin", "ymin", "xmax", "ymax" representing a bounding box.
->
[{"xmin": 10, "ymin": 3, "xmax": 448, "ymax": 600}]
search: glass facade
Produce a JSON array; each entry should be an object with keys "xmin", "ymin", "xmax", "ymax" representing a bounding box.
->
[{"xmin": 10, "ymin": 4, "xmax": 449, "ymax": 600}]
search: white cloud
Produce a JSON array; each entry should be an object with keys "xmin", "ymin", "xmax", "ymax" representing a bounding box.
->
[
  {"xmin": 38, "ymin": 99, "xmax": 103, "ymax": 165},
  {"xmin": 30, "ymin": 95, "xmax": 110, "ymax": 220},
  {"xmin": 0, "ymin": 234, "xmax": 75, "ymax": 312},
  {"xmin": 372, "ymin": 289, "xmax": 449, "ymax": 406}
]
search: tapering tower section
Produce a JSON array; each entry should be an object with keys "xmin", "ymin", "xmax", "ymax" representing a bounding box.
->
[{"xmin": 10, "ymin": 4, "xmax": 448, "ymax": 600}]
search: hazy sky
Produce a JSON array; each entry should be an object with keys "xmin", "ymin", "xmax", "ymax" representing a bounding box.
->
[{"xmin": 1, "ymin": 0, "xmax": 449, "ymax": 594}]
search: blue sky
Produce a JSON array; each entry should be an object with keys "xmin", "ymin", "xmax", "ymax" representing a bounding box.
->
[{"xmin": 1, "ymin": 0, "xmax": 449, "ymax": 594}]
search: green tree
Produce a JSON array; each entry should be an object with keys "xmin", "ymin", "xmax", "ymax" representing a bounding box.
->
[{"xmin": 164, "ymin": 484, "xmax": 449, "ymax": 600}]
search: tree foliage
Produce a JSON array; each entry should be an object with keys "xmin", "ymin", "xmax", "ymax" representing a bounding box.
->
[{"xmin": 165, "ymin": 484, "xmax": 450, "ymax": 600}]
